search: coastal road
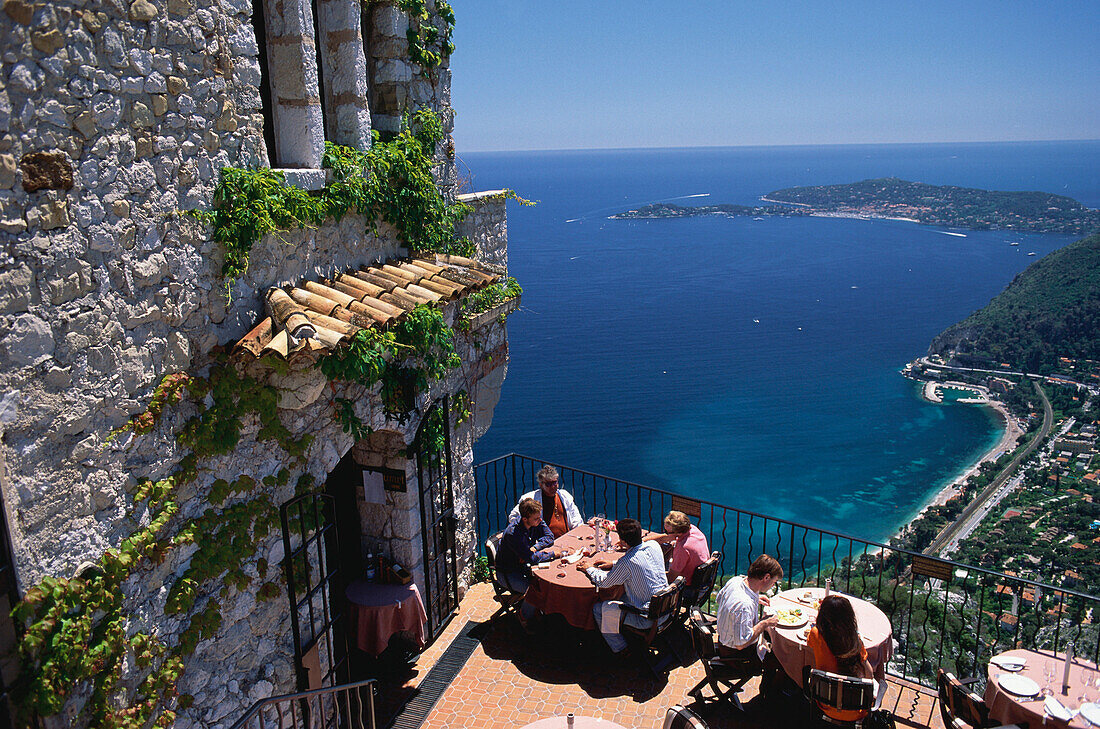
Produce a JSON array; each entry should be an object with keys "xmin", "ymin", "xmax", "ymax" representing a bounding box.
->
[{"xmin": 925, "ymin": 378, "xmax": 1053, "ymax": 557}]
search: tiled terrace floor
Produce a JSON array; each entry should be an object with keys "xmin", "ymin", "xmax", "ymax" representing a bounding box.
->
[{"xmin": 376, "ymin": 583, "xmax": 945, "ymax": 729}]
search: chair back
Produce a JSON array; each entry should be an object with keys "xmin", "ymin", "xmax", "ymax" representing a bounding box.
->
[
  {"xmin": 806, "ymin": 668, "xmax": 875, "ymax": 717},
  {"xmin": 936, "ymin": 669, "xmax": 990, "ymax": 729},
  {"xmin": 661, "ymin": 704, "xmax": 709, "ymax": 729},
  {"xmin": 689, "ymin": 610, "xmax": 718, "ymax": 660},
  {"xmin": 648, "ymin": 576, "xmax": 685, "ymax": 628},
  {"xmin": 685, "ymin": 552, "xmax": 721, "ymax": 610},
  {"xmin": 484, "ymin": 533, "xmax": 510, "ymax": 597}
]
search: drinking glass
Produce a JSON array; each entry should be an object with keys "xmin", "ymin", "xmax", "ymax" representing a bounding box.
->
[
  {"xmin": 1041, "ymin": 660, "xmax": 1056, "ymax": 698},
  {"xmin": 1077, "ymin": 668, "xmax": 1093, "ymax": 707},
  {"xmin": 595, "ymin": 514, "xmax": 606, "ymax": 548}
]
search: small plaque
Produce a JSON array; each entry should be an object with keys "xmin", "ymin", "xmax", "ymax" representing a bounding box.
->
[
  {"xmin": 671, "ymin": 495, "xmax": 702, "ymax": 518},
  {"xmin": 382, "ymin": 467, "xmax": 406, "ymax": 492},
  {"xmin": 912, "ymin": 555, "xmax": 953, "ymax": 581}
]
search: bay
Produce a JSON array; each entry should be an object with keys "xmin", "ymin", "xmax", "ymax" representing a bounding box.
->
[{"xmin": 465, "ymin": 141, "xmax": 1100, "ymax": 544}]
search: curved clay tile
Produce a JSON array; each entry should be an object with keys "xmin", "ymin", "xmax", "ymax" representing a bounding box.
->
[
  {"xmin": 380, "ymin": 264, "xmax": 419, "ymax": 283},
  {"xmin": 405, "ymin": 283, "xmax": 443, "ymax": 302},
  {"xmin": 436, "ymin": 268, "xmax": 482, "ymax": 288},
  {"xmin": 304, "ymin": 280, "xmax": 356, "ymax": 309},
  {"xmin": 267, "ymin": 288, "xmax": 315, "ymax": 341},
  {"xmin": 347, "ymin": 300, "xmax": 393, "ymax": 325},
  {"xmin": 352, "ymin": 269, "xmax": 398, "ymax": 292},
  {"xmin": 289, "ymin": 287, "xmax": 341, "ymax": 318},
  {"xmin": 335, "ymin": 273, "xmax": 385, "ymax": 298},
  {"xmin": 364, "ymin": 267, "xmax": 409, "ymax": 288},
  {"xmin": 262, "ymin": 328, "xmax": 291, "ymax": 358},
  {"xmin": 408, "ymin": 258, "xmax": 445, "ymax": 274},
  {"xmin": 304, "ymin": 310, "xmax": 360, "ymax": 338},
  {"xmin": 412, "ymin": 277, "xmax": 457, "ymax": 298},
  {"xmin": 381, "ymin": 289, "xmax": 419, "ymax": 311},
  {"xmin": 236, "ymin": 317, "xmax": 273, "ymax": 358}
]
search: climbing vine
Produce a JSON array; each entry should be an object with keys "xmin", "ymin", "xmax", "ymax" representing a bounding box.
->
[
  {"xmin": 109, "ymin": 372, "xmax": 192, "ymax": 440},
  {"xmin": 452, "ymin": 389, "xmax": 471, "ymax": 426},
  {"xmin": 191, "ymin": 109, "xmax": 471, "ymax": 285},
  {"xmin": 462, "ymin": 276, "xmax": 522, "ymax": 316},
  {"xmin": 398, "ymin": 0, "xmax": 455, "ymax": 69}
]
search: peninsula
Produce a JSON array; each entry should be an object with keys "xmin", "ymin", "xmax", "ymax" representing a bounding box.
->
[{"xmin": 614, "ymin": 178, "xmax": 1100, "ymax": 235}]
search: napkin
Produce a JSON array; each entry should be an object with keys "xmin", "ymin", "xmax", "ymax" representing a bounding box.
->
[
  {"xmin": 562, "ymin": 552, "xmax": 583, "ymax": 565},
  {"xmin": 1044, "ymin": 696, "xmax": 1073, "ymax": 722}
]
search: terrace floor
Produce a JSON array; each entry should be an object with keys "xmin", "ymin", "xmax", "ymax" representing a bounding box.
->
[{"xmin": 370, "ymin": 583, "xmax": 946, "ymax": 729}]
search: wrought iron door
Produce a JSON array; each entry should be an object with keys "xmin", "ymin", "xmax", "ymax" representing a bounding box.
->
[
  {"xmin": 280, "ymin": 493, "xmax": 350, "ymax": 692},
  {"xmin": 416, "ymin": 398, "xmax": 459, "ymax": 641}
]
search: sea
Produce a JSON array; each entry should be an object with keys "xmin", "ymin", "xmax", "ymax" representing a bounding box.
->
[{"xmin": 463, "ymin": 140, "xmax": 1100, "ymax": 545}]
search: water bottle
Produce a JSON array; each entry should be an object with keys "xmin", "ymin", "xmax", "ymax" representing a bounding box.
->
[{"xmin": 365, "ymin": 548, "xmax": 376, "ymax": 581}]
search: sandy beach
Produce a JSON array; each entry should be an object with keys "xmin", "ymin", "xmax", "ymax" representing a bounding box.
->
[{"xmin": 922, "ymin": 388, "xmax": 1024, "ymax": 510}]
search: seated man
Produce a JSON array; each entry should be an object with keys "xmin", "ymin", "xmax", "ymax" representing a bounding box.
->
[
  {"xmin": 644, "ymin": 510, "xmax": 710, "ymax": 586},
  {"xmin": 497, "ymin": 497, "xmax": 568, "ymax": 623},
  {"xmin": 715, "ymin": 554, "xmax": 783, "ymax": 690},
  {"xmin": 508, "ymin": 465, "xmax": 583, "ymax": 538},
  {"xmin": 576, "ymin": 518, "xmax": 668, "ymax": 654}
]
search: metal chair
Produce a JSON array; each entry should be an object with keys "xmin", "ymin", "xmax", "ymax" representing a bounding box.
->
[
  {"xmin": 681, "ymin": 551, "xmax": 721, "ymax": 617},
  {"xmin": 687, "ymin": 610, "xmax": 758, "ymax": 711},
  {"xmin": 937, "ymin": 669, "xmax": 1027, "ymax": 729},
  {"xmin": 661, "ymin": 704, "xmax": 710, "ymax": 729},
  {"xmin": 804, "ymin": 666, "xmax": 877, "ymax": 727},
  {"xmin": 620, "ymin": 576, "xmax": 685, "ymax": 674},
  {"xmin": 484, "ymin": 532, "xmax": 525, "ymax": 620}
]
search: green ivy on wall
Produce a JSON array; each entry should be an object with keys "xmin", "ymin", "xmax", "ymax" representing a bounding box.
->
[
  {"xmin": 191, "ymin": 109, "xmax": 472, "ymax": 285},
  {"xmin": 398, "ymin": 0, "xmax": 455, "ymax": 69}
]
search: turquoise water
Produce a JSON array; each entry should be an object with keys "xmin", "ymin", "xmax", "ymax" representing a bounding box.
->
[{"xmin": 466, "ymin": 141, "xmax": 1100, "ymax": 544}]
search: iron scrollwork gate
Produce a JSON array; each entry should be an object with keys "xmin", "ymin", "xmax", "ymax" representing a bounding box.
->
[
  {"xmin": 416, "ymin": 398, "xmax": 459, "ymax": 641},
  {"xmin": 281, "ymin": 493, "xmax": 350, "ymax": 692}
]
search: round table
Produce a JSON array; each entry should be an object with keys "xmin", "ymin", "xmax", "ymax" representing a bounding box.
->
[
  {"xmin": 523, "ymin": 717, "xmax": 627, "ymax": 729},
  {"xmin": 523, "ymin": 524, "xmax": 635, "ymax": 630},
  {"xmin": 983, "ymin": 648, "xmax": 1098, "ymax": 728},
  {"xmin": 345, "ymin": 580, "xmax": 427, "ymax": 656},
  {"xmin": 767, "ymin": 587, "xmax": 894, "ymax": 687}
]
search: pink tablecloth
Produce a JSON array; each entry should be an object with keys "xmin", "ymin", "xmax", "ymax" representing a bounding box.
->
[
  {"xmin": 345, "ymin": 580, "xmax": 427, "ymax": 656},
  {"xmin": 524, "ymin": 525, "xmax": 634, "ymax": 630},
  {"xmin": 767, "ymin": 587, "xmax": 894, "ymax": 687},
  {"xmin": 984, "ymin": 649, "xmax": 1097, "ymax": 729}
]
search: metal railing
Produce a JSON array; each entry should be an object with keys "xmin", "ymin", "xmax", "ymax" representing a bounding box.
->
[
  {"xmin": 475, "ymin": 453, "xmax": 1100, "ymax": 688},
  {"xmin": 228, "ymin": 678, "xmax": 376, "ymax": 729}
]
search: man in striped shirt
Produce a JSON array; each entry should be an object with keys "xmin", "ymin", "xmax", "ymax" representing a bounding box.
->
[{"xmin": 576, "ymin": 518, "xmax": 668, "ymax": 654}]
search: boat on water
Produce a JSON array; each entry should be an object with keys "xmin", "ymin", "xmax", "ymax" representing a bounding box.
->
[
  {"xmin": 1027, "ymin": 252, "xmax": 1037, "ymax": 256},
  {"xmin": 753, "ymin": 217, "xmax": 765, "ymax": 221},
  {"xmin": 1009, "ymin": 242, "xmax": 1019, "ymax": 246}
]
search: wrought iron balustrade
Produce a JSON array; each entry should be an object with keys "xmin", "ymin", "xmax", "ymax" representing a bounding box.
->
[
  {"xmin": 475, "ymin": 453, "xmax": 1100, "ymax": 688},
  {"xmin": 228, "ymin": 678, "xmax": 376, "ymax": 729}
]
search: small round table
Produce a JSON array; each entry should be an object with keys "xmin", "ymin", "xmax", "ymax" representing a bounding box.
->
[
  {"xmin": 983, "ymin": 648, "xmax": 1097, "ymax": 728},
  {"xmin": 523, "ymin": 717, "xmax": 628, "ymax": 729},
  {"xmin": 767, "ymin": 587, "xmax": 893, "ymax": 687},
  {"xmin": 345, "ymin": 580, "xmax": 428, "ymax": 656},
  {"xmin": 523, "ymin": 524, "xmax": 635, "ymax": 630}
]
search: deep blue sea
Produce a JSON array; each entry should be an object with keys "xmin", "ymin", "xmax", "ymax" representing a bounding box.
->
[{"xmin": 464, "ymin": 141, "xmax": 1100, "ymax": 544}]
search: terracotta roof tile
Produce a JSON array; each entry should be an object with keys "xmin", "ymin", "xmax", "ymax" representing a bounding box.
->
[{"xmin": 234, "ymin": 254, "xmax": 502, "ymax": 363}]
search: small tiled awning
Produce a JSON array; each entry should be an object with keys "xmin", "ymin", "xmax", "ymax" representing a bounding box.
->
[{"xmin": 234, "ymin": 254, "xmax": 501, "ymax": 362}]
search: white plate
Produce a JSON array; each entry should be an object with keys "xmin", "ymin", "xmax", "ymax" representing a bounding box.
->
[
  {"xmin": 996, "ymin": 673, "xmax": 1040, "ymax": 697},
  {"xmin": 991, "ymin": 656, "xmax": 1027, "ymax": 671},
  {"xmin": 1080, "ymin": 702, "xmax": 1100, "ymax": 726},
  {"xmin": 1045, "ymin": 697, "xmax": 1073, "ymax": 722}
]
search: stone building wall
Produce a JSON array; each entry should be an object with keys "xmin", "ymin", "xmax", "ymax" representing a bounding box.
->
[
  {"xmin": 457, "ymin": 191, "xmax": 509, "ymax": 272},
  {"xmin": 0, "ymin": 0, "xmax": 509, "ymax": 725}
]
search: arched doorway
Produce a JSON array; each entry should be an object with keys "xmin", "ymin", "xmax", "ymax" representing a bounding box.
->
[{"xmin": 415, "ymin": 398, "xmax": 458, "ymax": 641}]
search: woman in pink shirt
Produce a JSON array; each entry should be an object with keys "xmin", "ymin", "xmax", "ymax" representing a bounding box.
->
[{"xmin": 645, "ymin": 510, "xmax": 710, "ymax": 585}]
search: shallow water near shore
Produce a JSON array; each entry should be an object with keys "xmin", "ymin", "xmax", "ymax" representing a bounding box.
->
[{"xmin": 467, "ymin": 141, "xmax": 1100, "ymax": 544}]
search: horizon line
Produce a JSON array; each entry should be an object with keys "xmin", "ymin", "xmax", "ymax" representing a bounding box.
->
[{"xmin": 457, "ymin": 137, "xmax": 1100, "ymax": 155}]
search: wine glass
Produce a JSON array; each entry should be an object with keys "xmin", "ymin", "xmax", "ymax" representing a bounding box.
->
[
  {"xmin": 1041, "ymin": 660, "xmax": 1056, "ymax": 698},
  {"xmin": 1077, "ymin": 667, "xmax": 1094, "ymax": 707},
  {"xmin": 595, "ymin": 514, "xmax": 606, "ymax": 548}
]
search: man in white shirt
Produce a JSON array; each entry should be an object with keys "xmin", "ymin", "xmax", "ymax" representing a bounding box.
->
[{"xmin": 715, "ymin": 553, "xmax": 784, "ymax": 691}]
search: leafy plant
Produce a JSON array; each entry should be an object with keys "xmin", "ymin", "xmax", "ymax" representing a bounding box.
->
[
  {"xmin": 462, "ymin": 276, "xmax": 522, "ymax": 316},
  {"xmin": 398, "ymin": 0, "xmax": 455, "ymax": 69}
]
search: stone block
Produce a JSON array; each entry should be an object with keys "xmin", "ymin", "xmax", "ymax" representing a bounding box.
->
[
  {"xmin": 45, "ymin": 258, "xmax": 96, "ymax": 304},
  {"xmin": 167, "ymin": 0, "xmax": 193, "ymax": 15},
  {"xmin": 2, "ymin": 0, "xmax": 31, "ymax": 24},
  {"xmin": 0, "ymin": 264, "xmax": 35, "ymax": 313},
  {"xmin": 31, "ymin": 29, "xmax": 65, "ymax": 55},
  {"xmin": 26, "ymin": 196, "xmax": 71, "ymax": 230},
  {"xmin": 0, "ymin": 154, "xmax": 15, "ymax": 189},
  {"xmin": 20, "ymin": 150, "xmax": 73, "ymax": 192},
  {"xmin": 129, "ymin": 0, "xmax": 157, "ymax": 22},
  {"xmin": 4, "ymin": 313, "xmax": 54, "ymax": 366}
]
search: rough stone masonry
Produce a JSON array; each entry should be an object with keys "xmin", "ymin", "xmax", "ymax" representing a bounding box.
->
[{"xmin": 0, "ymin": 0, "xmax": 512, "ymax": 725}]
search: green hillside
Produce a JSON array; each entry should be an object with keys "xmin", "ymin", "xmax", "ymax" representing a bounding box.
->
[{"xmin": 930, "ymin": 232, "xmax": 1100, "ymax": 372}]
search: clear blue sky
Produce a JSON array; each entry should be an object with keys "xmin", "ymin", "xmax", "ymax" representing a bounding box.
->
[{"xmin": 449, "ymin": 1, "xmax": 1100, "ymax": 152}]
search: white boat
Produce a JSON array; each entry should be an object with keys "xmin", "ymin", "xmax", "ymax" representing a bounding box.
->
[
  {"xmin": 1010, "ymin": 242, "xmax": 1019, "ymax": 246},
  {"xmin": 1027, "ymin": 252, "xmax": 1037, "ymax": 256}
]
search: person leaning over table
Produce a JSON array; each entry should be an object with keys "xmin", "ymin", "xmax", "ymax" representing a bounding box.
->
[
  {"xmin": 715, "ymin": 553, "xmax": 785, "ymax": 694},
  {"xmin": 807, "ymin": 595, "xmax": 877, "ymax": 723},
  {"xmin": 643, "ymin": 510, "xmax": 710, "ymax": 586},
  {"xmin": 508, "ymin": 465, "xmax": 584, "ymax": 538},
  {"xmin": 576, "ymin": 518, "xmax": 668, "ymax": 655},
  {"xmin": 498, "ymin": 497, "xmax": 570, "ymax": 625}
]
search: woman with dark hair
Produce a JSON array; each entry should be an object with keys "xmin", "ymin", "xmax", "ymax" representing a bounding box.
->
[{"xmin": 807, "ymin": 595, "xmax": 875, "ymax": 722}]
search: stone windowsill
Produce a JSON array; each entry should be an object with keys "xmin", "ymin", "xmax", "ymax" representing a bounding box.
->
[
  {"xmin": 466, "ymin": 295, "xmax": 519, "ymax": 330},
  {"xmin": 457, "ymin": 189, "xmax": 509, "ymax": 205},
  {"xmin": 275, "ymin": 168, "xmax": 329, "ymax": 191}
]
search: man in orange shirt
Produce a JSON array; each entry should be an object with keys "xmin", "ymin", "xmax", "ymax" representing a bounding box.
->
[{"xmin": 508, "ymin": 465, "xmax": 583, "ymax": 538}]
